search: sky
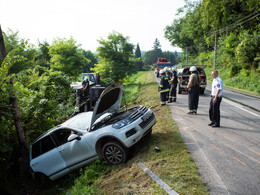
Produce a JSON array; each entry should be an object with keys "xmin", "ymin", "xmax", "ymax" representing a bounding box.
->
[{"xmin": 0, "ymin": 0, "xmax": 185, "ymax": 52}]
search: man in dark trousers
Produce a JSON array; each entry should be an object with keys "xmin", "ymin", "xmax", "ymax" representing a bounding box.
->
[
  {"xmin": 209, "ymin": 70, "xmax": 223, "ymax": 127},
  {"xmin": 168, "ymin": 67, "xmax": 178, "ymax": 103},
  {"xmin": 159, "ymin": 69, "xmax": 170, "ymax": 106},
  {"xmin": 187, "ymin": 66, "xmax": 201, "ymax": 114}
]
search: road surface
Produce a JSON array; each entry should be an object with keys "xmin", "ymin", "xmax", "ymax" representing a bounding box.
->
[{"xmin": 156, "ymin": 76, "xmax": 260, "ymax": 195}]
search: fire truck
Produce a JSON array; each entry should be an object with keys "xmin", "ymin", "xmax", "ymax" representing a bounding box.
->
[{"xmin": 155, "ymin": 58, "xmax": 172, "ymax": 77}]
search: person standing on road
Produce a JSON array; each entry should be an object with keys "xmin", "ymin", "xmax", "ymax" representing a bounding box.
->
[
  {"xmin": 159, "ymin": 69, "xmax": 170, "ymax": 106},
  {"xmin": 187, "ymin": 66, "xmax": 201, "ymax": 114},
  {"xmin": 168, "ymin": 67, "xmax": 178, "ymax": 103},
  {"xmin": 208, "ymin": 70, "xmax": 223, "ymax": 127}
]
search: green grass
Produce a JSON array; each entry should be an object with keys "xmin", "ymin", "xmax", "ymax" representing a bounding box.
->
[
  {"xmin": 205, "ymin": 67, "xmax": 260, "ymax": 95},
  {"xmin": 122, "ymin": 71, "xmax": 148, "ymax": 105}
]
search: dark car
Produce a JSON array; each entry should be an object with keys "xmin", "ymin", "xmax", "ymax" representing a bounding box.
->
[{"xmin": 176, "ymin": 65, "xmax": 207, "ymax": 94}]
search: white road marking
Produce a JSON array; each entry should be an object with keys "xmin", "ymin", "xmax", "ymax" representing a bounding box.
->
[
  {"xmin": 223, "ymin": 99, "xmax": 260, "ymax": 118},
  {"xmin": 137, "ymin": 162, "xmax": 178, "ymax": 195}
]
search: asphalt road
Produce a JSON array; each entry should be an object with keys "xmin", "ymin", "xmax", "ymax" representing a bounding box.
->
[{"xmin": 156, "ymin": 76, "xmax": 260, "ymax": 195}]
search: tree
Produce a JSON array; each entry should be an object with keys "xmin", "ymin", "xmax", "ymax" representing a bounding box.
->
[
  {"xmin": 49, "ymin": 37, "xmax": 89, "ymax": 77},
  {"xmin": 0, "ymin": 26, "xmax": 28, "ymax": 168},
  {"xmin": 93, "ymin": 31, "xmax": 137, "ymax": 81},
  {"xmin": 82, "ymin": 50, "xmax": 98, "ymax": 72},
  {"xmin": 35, "ymin": 41, "xmax": 51, "ymax": 68},
  {"xmin": 134, "ymin": 43, "xmax": 144, "ymax": 70},
  {"xmin": 163, "ymin": 51, "xmax": 177, "ymax": 65}
]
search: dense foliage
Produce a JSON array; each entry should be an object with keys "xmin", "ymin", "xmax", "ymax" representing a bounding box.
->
[
  {"xmin": 0, "ymin": 30, "xmax": 100, "ymax": 192},
  {"xmin": 165, "ymin": 0, "xmax": 260, "ymax": 75}
]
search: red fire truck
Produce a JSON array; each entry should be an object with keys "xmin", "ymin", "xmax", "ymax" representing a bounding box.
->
[{"xmin": 155, "ymin": 58, "xmax": 172, "ymax": 77}]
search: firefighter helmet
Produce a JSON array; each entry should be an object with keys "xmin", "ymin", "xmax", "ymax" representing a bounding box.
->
[
  {"xmin": 189, "ymin": 66, "xmax": 197, "ymax": 72},
  {"xmin": 159, "ymin": 69, "xmax": 165, "ymax": 74}
]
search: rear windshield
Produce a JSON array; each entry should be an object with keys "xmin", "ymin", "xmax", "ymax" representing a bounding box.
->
[
  {"xmin": 182, "ymin": 68, "xmax": 205, "ymax": 76},
  {"xmin": 157, "ymin": 63, "xmax": 171, "ymax": 68}
]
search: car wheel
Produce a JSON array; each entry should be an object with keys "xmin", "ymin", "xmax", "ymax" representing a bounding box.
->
[{"xmin": 102, "ymin": 141, "xmax": 128, "ymax": 165}]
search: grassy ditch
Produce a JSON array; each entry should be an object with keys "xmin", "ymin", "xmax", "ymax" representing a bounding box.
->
[{"xmin": 32, "ymin": 71, "xmax": 208, "ymax": 195}]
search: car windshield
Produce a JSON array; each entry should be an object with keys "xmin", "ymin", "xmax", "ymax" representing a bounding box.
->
[
  {"xmin": 82, "ymin": 73, "xmax": 96, "ymax": 82},
  {"xmin": 64, "ymin": 112, "xmax": 92, "ymax": 130}
]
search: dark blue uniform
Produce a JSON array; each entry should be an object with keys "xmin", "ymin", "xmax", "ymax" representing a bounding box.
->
[
  {"xmin": 169, "ymin": 70, "xmax": 178, "ymax": 102},
  {"xmin": 159, "ymin": 75, "xmax": 170, "ymax": 105}
]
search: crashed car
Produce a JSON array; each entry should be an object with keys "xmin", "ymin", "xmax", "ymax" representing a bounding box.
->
[{"xmin": 29, "ymin": 82, "xmax": 156, "ymax": 181}]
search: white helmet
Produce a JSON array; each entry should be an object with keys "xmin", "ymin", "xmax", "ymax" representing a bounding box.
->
[
  {"xmin": 159, "ymin": 69, "xmax": 165, "ymax": 74},
  {"xmin": 189, "ymin": 66, "xmax": 197, "ymax": 72},
  {"xmin": 75, "ymin": 106, "xmax": 80, "ymax": 112},
  {"xmin": 84, "ymin": 76, "xmax": 88, "ymax": 81},
  {"xmin": 164, "ymin": 67, "xmax": 169, "ymax": 72},
  {"xmin": 171, "ymin": 67, "xmax": 176, "ymax": 72}
]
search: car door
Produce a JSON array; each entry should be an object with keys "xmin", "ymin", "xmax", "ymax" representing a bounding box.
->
[
  {"xmin": 30, "ymin": 135, "xmax": 67, "ymax": 177},
  {"xmin": 51, "ymin": 129, "xmax": 96, "ymax": 168}
]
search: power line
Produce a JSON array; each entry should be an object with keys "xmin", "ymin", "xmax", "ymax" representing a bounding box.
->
[{"xmin": 215, "ymin": 9, "xmax": 260, "ymax": 34}]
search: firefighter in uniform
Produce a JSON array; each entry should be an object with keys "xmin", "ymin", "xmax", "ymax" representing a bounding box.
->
[
  {"xmin": 159, "ymin": 69, "xmax": 170, "ymax": 106},
  {"xmin": 168, "ymin": 67, "xmax": 178, "ymax": 103},
  {"xmin": 187, "ymin": 66, "xmax": 201, "ymax": 114},
  {"xmin": 165, "ymin": 67, "xmax": 172, "ymax": 101},
  {"xmin": 208, "ymin": 70, "xmax": 223, "ymax": 127}
]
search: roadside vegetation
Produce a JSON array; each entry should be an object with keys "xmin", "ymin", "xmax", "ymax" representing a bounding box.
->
[
  {"xmin": 205, "ymin": 67, "xmax": 260, "ymax": 95},
  {"xmin": 165, "ymin": 0, "xmax": 259, "ymax": 95}
]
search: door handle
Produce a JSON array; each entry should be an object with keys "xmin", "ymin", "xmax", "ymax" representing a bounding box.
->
[{"xmin": 32, "ymin": 162, "xmax": 38, "ymax": 166}]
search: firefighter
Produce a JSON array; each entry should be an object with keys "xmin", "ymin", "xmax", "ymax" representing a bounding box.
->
[
  {"xmin": 82, "ymin": 76, "xmax": 90, "ymax": 96},
  {"xmin": 168, "ymin": 67, "xmax": 178, "ymax": 103},
  {"xmin": 187, "ymin": 66, "xmax": 201, "ymax": 114},
  {"xmin": 165, "ymin": 67, "xmax": 172, "ymax": 101},
  {"xmin": 159, "ymin": 69, "xmax": 170, "ymax": 106}
]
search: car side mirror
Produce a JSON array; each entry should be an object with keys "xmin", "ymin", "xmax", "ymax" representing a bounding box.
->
[{"xmin": 68, "ymin": 134, "xmax": 81, "ymax": 142}]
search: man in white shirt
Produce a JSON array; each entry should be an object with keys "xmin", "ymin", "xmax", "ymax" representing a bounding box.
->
[{"xmin": 209, "ymin": 70, "xmax": 223, "ymax": 127}]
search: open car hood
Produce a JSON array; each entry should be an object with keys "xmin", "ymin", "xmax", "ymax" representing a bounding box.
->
[{"xmin": 89, "ymin": 82, "xmax": 123, "ymax": 129}]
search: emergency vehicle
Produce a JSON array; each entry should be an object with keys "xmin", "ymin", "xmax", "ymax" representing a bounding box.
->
[{"xmin": 155, "ymin": 58, "xmax": 172, "ymax": 77}]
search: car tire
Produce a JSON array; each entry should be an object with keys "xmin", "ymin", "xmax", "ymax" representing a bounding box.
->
[{"xmin": 102, "ymin": 141, "xmax": 128, "ymax": 165}]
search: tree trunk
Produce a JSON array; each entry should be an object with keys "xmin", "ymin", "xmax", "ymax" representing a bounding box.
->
[{"xmin": 0, "ymin": 25, "xmax": 28, "ymax": 165}]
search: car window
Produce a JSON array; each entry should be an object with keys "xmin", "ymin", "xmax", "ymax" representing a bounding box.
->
[
  {"xmin": 51, "ymin": 129, "xmax": 76, "ymax": 147},
  {"xmin": 31, "ymin": 135, "xmax": 56, "ymax": 159}
]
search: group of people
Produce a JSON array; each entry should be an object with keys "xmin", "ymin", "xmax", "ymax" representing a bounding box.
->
[
  {"xmin": 158, "ymin": 67, "xmax": 178, "ymax": 106},
  {"xmin": 159, "ymin": 66, "xmax": 223, "ymax": 128}
]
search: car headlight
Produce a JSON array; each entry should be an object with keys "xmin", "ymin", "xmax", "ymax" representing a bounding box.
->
[{"xmin": 112, "ymin": 118, "xmax": 134, "ymax": 129}]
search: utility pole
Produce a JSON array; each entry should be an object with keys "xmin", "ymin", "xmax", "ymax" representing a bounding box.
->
[
  {"xmin": 186, "ymin": 47, "xmax": 188, "ymax": 65},
  {"xmin": 214, "ymin": 30, "xmax": 218, "ymax": 70}
]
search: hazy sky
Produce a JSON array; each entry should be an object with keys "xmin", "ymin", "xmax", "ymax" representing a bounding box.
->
[{"xmin": 1, "ymin": 0, "xmax": 185, "ymax": 52}]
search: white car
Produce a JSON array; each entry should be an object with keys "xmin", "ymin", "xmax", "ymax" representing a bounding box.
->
[{"xmin": 29, "ymin": 82, "xmax": 156, "ymax": 181}]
